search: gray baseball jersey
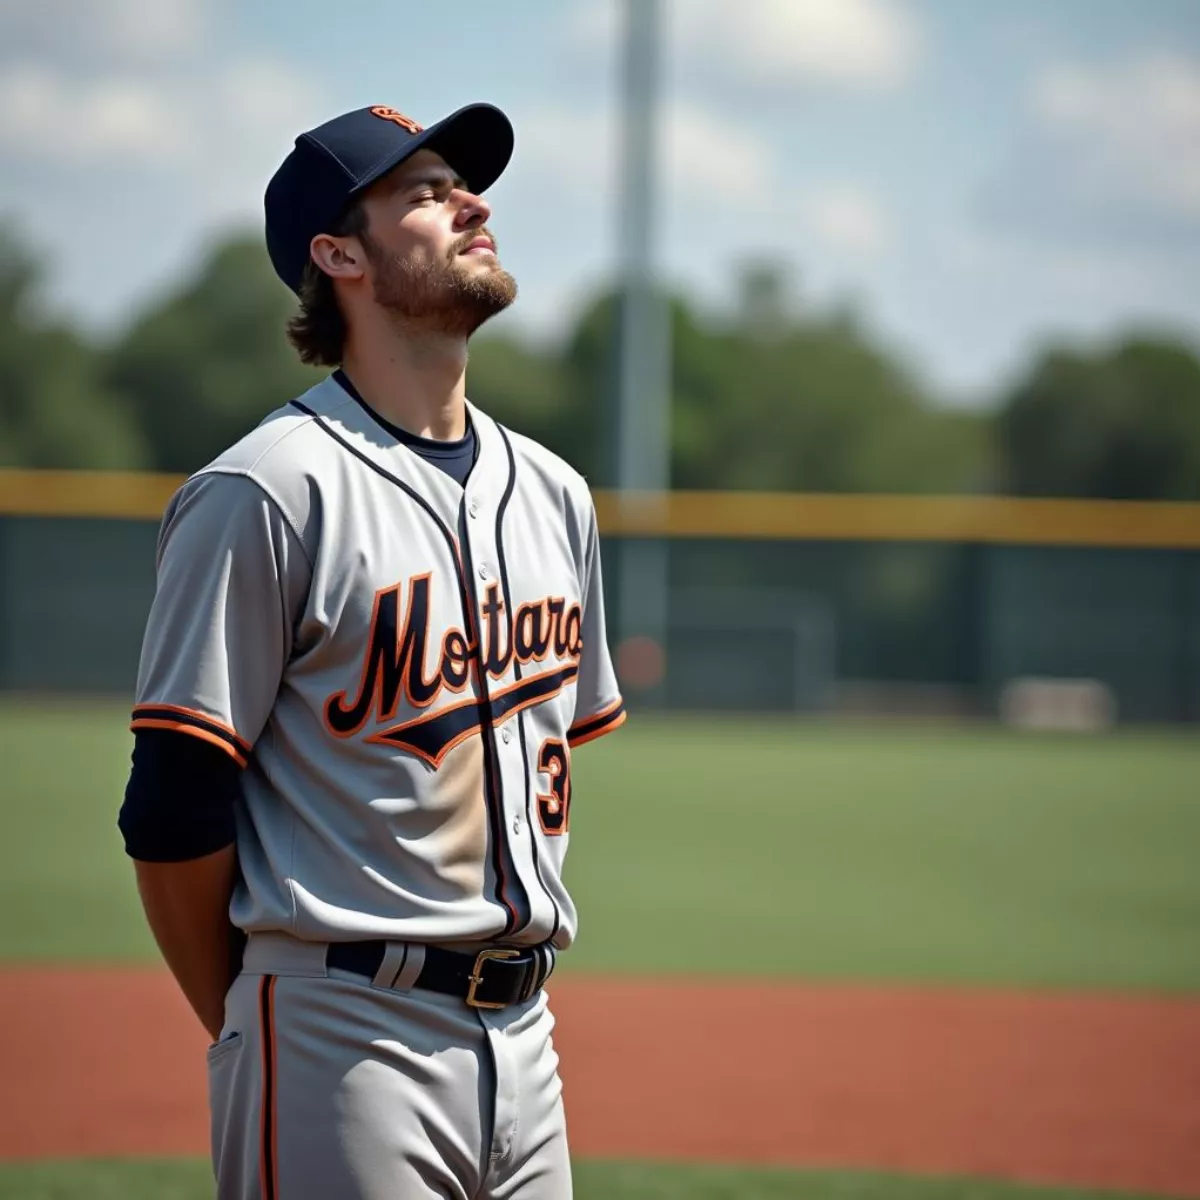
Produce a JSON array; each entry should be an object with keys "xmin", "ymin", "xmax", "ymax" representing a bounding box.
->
[{"xmin": 131, "ymin": 373, "xmax": 625, "ymax": 951}]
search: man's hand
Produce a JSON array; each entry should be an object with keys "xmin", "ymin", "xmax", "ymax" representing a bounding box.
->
[{"xmin": 133, "ymin": 844, "xmax": 241, "ymax": 1041}]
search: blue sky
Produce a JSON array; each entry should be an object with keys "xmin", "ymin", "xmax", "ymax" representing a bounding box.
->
[{"xmin": 1, "ymin": 0, "xmax": 1198, "ymax": 402}]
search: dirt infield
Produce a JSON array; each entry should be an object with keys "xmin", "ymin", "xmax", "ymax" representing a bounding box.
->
[{"xmin": 2, "ymin": 969, "xmax": 1199, "ymax": 1198}]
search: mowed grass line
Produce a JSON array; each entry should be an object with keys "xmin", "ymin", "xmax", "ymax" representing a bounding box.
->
[
  {"xmin": 0, "ymin": 700, "xmax": 154, "ymax": 962},
  {"xmin": 1, "ymin": 700, "xmax": 1198, "ymax": 989},
  {"xmin": 0, "ymin": 1159, "xmax": 1174, "ymax": 1200},
  {"xmin": 566, "ymin": 716, "xmax": 1200, "ymax": 990}
]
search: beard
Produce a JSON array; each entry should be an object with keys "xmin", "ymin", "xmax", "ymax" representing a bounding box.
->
[{"xmin": 363, "ymin": 228, "xmax": 518, "ymax": 338}]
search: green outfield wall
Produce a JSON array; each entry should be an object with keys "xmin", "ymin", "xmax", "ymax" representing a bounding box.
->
[{"xmin": 2, "ymin": 503, "xmax": 1197, "ymax": 722}]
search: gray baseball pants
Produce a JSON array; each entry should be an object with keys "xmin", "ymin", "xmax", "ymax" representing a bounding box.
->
[{"xmin": 207, "ymin": 932, "xmax": 571, "ymax": 1199}]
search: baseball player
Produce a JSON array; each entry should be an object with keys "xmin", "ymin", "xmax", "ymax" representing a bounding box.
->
[{"xmin": 118, "ymin": 101, "xmax": 625, "ymax": 1199}]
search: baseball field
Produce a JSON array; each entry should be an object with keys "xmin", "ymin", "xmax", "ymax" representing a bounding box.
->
[{"xmin": 2, "ymin": 698, "xmax": 1198, "ymax": 1199}]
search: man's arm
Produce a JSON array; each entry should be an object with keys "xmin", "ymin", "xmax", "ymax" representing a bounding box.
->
[
  {"xmin": 121, "ymin": 474, "xmax": 309, "ymax": 1036},
  {"xmin": 120, "ymin": 728, "xmax": 246, "ymax": 1039},
  {"xmin": 133, "ymin": 845, "xmax": 242, "ymax": 1041}
]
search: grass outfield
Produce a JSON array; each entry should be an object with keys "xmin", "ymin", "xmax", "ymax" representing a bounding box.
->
[
  {"xmin": 0, "ymin": 1159, "xmax": 1171, "ymax": 1200},
  {"xmin": 1, "ymin": 699, "xmax": 1198, "ymax": 989}
]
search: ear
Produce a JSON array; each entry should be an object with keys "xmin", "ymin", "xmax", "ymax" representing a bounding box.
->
[{"xmin": 310, "ymin": 233, "xmax": 366, "ymax": 281}]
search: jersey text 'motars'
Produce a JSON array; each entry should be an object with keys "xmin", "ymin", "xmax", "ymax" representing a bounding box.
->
[{"xmin": 325, "ymin": 576, "xmax": 584, "ymax": 743}]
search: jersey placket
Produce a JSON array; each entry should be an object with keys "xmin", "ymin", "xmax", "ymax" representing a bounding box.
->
[{"xmin": 463, "ymin": 412, "xmax": 551, "ymax": 944}]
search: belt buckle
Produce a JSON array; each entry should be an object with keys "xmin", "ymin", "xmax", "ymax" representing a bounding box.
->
[{"xmin": 466, "ymin": 949, "xmax": 520, "ymax": 1009}]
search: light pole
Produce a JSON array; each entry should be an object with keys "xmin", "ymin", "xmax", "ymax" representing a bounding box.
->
[{"xmin": 614, "ymin": 0, "xmax": 671, "ymax": 705}]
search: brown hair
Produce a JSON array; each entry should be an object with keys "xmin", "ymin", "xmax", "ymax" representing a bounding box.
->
[{"xmin": 285, "ymin": 201, "xmax": 369, "ymax": 367}]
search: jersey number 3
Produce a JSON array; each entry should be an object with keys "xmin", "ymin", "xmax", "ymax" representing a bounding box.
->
[{"xmin": 536, "ymin": 739, "xmax": 571, "ymax": 835}]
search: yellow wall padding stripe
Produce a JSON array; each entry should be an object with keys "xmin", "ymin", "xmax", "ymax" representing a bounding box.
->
[
  {"xmin": 1, "ymin": 470, "xmax": 1198, "ymax": 549},
  {"xmin": 593, "ymin": 490, "xmax": 1200, "ymax": 548},
  {"xmin": 0, "ymin": 470, "xmax": 183, "ymax": 521}
]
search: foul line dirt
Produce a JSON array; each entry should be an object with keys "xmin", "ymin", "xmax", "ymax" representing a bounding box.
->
[{"xmin": 1, "ymin": 968, "xmax": 1199, "ymax": 1198}]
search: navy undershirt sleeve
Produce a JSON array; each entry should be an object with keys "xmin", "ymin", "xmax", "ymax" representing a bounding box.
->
[{"xmin": 119, "ymin": 728, "xmax": 240, "ymax": 862}]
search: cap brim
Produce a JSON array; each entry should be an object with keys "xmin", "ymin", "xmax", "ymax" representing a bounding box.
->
[{"xmin": 353, "ymin": 102, "xmax": 514, "ymax": 199}]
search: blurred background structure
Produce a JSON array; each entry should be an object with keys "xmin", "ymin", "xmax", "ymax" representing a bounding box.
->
[{"xmin": 0, "ymin": 0, "xmax": 1198, "ymax": 723}]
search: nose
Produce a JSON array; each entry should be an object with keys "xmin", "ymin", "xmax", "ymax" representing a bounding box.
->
[{"xmin": 453, "ymin": 187, "xmax": 491, "ymax": 230}]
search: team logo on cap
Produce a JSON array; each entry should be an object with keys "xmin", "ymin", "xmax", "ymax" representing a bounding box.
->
[{"xmin": 369, "ymin": 106, "xmax": 423, "ymax": 134}]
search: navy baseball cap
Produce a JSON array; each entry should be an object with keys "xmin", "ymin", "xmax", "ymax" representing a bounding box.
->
[{"xmin": 265, "ymin": 103, "xmax": 514, "ymax": 293}]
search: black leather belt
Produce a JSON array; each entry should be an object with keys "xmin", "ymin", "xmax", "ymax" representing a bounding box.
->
[{"xmin": 326, "ymin": 940, "xmax": 554, "ymax": 1009}]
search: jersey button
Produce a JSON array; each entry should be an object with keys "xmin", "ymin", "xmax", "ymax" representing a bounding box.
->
[
  {"xmin": 468, "ymin": 500, "xmax": 479, "ymax": 519},
  {"xmin": 478, "ymin": 563, "xmax": 489, "ymax": 580},
  {"xmin": 501, "ymin": 727, "xmax": 512, "ymax": 745},
  {"xmin": 512, "ymin": 815, "xmax": 522, "ymax": 834}
]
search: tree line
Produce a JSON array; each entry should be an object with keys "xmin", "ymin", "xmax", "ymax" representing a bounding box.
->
[{"xmin": 3, "ymin": 228, "xmax": 1200, "ymax": 499}]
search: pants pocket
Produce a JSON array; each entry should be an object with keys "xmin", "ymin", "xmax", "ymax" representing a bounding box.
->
[
  {"xmin": 206, "ymin": 1030, "xmax": 243, "ymax": 1064},
  {"xmin": 206, "ymin": 1029, "xmax": 247, "ymax": 1182}
]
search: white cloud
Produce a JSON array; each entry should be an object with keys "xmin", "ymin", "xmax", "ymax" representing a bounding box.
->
[
  {"xmin": 677, "ymin": 0, "xmax": 920, "ymax": 90},
  {"xmin": 0, "ymin": 66, "xmax": 183, "ymax": 162},
  {"xmin": 0, "ymin": 0, "xmax": 207, "ymax": 62},
  {"xmin": 662, "ymin": 100, "xmax": 774, "ymax": 196},
  {"xmin": 563, "ymin": 0, "xmax": 620, "ymax": 50},
  {"xmin": 513, "ymin": 97, "xmax": 776, "ymax": 214},
  {"xmin": 515, "ymin": 106, "xmax": 613, "ymax": 202},
  {"xmin": 802, "ymin": 184, "xmax": 889, "ymax": 255},
  {"xmin": 0, "ymin": 0, "xmax": 325, "ymax": 215},
  {"xmin": 203, "ymin": 58, "xmax": 329, "ymax": 176},
  {"xmin": 1032, "ymin": 52, "xmax": 1200, "ymax": 218},
  {"xmin": 0, "ymin": 56, "xmax": 326, "ymax": 220},
  {"xmin": 570, "ymin": 0, "xmax": 921, "ymax": 92}
]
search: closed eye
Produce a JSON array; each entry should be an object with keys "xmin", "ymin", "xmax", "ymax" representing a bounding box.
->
[{"xmin": 402, "ymin": 171, "xmax": 467, "ymax": 204}]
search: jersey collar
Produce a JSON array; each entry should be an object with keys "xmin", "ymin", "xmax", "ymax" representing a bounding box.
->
[{"xmin": 292, "ymin": 375, "xmax": 513, "ymax": 529}]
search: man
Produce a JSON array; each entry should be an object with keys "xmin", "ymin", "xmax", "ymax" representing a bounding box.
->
[{"xmin": 119, "ymin": 101, "xmax": 625, "ymax": 1200}]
